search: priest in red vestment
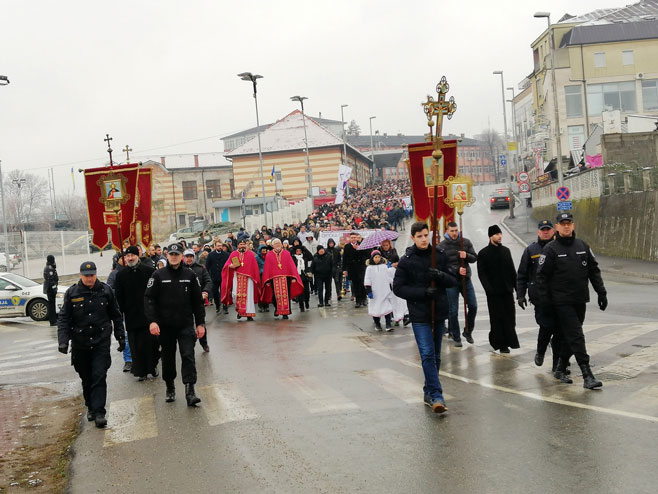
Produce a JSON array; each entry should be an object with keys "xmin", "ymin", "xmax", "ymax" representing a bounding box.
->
[
  {"xmin": 261, "ymin": 239, "xmax": 303, "ymax": 319},
  {"xmin": 221, "ymin": 240, "xmax": 261, "ymax": 320}
]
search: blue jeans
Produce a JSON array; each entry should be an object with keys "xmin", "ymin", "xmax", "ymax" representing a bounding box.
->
[
  {"xmin": 411, "ymin": 321, "xmax": 446, "ymax": 400},
  {"xmin": 123, "ymin": 337, "xmax": 132, "ymax": 363},
  {"xmin": 447, "ymin": 278, "xmax": 477, "ymax": 341}
]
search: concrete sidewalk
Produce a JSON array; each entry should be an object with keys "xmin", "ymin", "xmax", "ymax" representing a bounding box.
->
[{"xmin": 501, "ymin": 199, "xmax": 658, "ymax": 281}]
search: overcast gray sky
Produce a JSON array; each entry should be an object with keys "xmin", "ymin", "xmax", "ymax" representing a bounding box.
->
[{"xmin": 0, "ymin": 0, "xmax": 623, "ymax": 194}]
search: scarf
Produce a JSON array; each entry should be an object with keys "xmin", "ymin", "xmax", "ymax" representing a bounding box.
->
[{"xmin": 294, "ymin": 254, "xmax": 305, "ymax": 275}]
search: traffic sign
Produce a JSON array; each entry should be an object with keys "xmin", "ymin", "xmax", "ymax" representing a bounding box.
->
[
  {"xmin": 519, "ymin": 182, "xmax": 530, "ymax": 193},
  {"xmin": 556, "ymin": 186, "xmax": 570, "ymax": 201},
  {"xmin": 499, "ymin": 154, "xmax": 506, "ymax": 161},
  {"xmin": 500, "ymin": 158, "xmax": 507, "ymax": 166},
  {"xmin": 518, "ymin": 172, "xmax": 529, "ymax": 182},
  {"xmin": 557, "ymin": 201, "xmax": 572, "ymax": 211}
]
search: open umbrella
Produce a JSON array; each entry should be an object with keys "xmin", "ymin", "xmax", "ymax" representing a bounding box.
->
[{"xmin": 357, "ymin": 230, "xmax": 399, "ymax": 250}]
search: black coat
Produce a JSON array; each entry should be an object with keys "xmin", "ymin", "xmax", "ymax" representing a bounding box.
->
[
  {"xmin": 206, "ymin": 249, "xmax": 230, "ymax": 283},
  {"xmin": 536, "ymin": 233, "xmax": 606, "ymax": 306},
  {"xmin": 516, "ymin": 238, "xmax": 551, "ymax": 305},
  {"xmin": 115, "ymin": 262, "xmax": 155, "ymax": 330},
  {"xmin": 144, "ymin": 264, "xmax": 205, "ymax": 329},
  {"xmin": 439, "ymin": 234, "xmax": 477, "ymax": 279},
  {"xmin": 477, "ymin": 243, "xmax": 517, "ymax": 296},
  {"xmin": 311, "ymin": 252, "xmax": 334, "ymax": 279},
  {"xmin": 57, "ymin": 280, "xmax": 125, "ymax": 349},
  {"xmin": 186, "ymin": 261, "xmax": 213, "ymax": 294},
  {"xmin": 43, "ymin": 261, "xmax": 59, "ymax": 294},
  {"xmin": 393, "ymin": 244, "xmax": 457, "ymax": 323},
  {"xmin": 342, "ymin": 243, "xmax": 369, "ymax": 277}
]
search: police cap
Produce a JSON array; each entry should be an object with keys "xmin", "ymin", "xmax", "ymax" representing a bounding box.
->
[
  {"xmin": 167, "ymin": 243, "xmax": 183, "ymax": 254},
  {"xmin": 538, "ymin": 219, "xmax": 554, "ymax": 230},
  {"xmin": 556, "ymin": 212, "xmax": 574, "ymax": 223},
  {"xmin": 80, "ymin": 261, "xmax": 97, "ymax": 275}
]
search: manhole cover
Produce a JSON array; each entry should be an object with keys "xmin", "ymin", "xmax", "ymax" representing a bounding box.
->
[{"xmin": 596, "ymin": 372, "xmax": 632, "ymax": 381}]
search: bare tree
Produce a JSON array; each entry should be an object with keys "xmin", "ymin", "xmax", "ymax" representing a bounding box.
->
[
  {"xmin": 4, "ymin": 169, "xmax": 49, "ymax": 227},
  {"xmin": 346, "ymin": 119, "xmax": 361, "ymax": 136},
  {"xmin": 477, "ymin": 128, "xmax": 504, "ymax": 183},
  {"xmin": 56, "ymin": 192, "xmax": 88, "ymax": 229}
]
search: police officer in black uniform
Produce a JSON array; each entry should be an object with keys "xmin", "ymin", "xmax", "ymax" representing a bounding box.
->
[
  {"xmin": 145, "ymin": 243, "xmax": 206, "ymax": 406},
  {"xmin": 517, "ymin": 219, "xmax": 563, "ymax": 371},
  {"xmin": 43, "ymin": 254, "xmax": 59, "ymax": 326},
  {"xmin": 537, "ymin": 212, "xmax": 607, "ymax": 389},
  {"xmin": 57, "ymin": 261, "xmax": 125, "ymax": 428}
]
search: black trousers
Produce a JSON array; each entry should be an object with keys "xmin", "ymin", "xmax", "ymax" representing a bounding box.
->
[
  {"xmin": 555, "ymin": 304, "xmax": 589, "ymax": 365},
  {"xmin": 316, "ymin": 276, "xmax": 333, "ymax": 304},
  {"xmin": 47, "ymin": 288, "xmax": 57, "ymax": 325},
  {"xmin": 349, "ymin": 270, "xmax": 366, "ymax": 304},
  {"xmin": 72, "ymin": 343, "xmax": 111, "ymax": 416},
  {"xmin": 211, "ymin": 279, "xmax": 221, "ymax": 308},
  {"xmin": 159, "ymin": 326, "xmax": 197, "ymax": 385},
  {"xmin": 534, "ymin": 304, "xmax": 562, "ymax": 365},
  {"xmin": 333, "ymin": 270, "xmax": 343, "ymax": 297},
  {"xmin": 127, "ymin": 327, "xmax": 160, "ymax": 378},
  {"xmin": 296, "ymin": 275, "xmax": 310, "ymax": 308},
  {"xmin": 486, "ymin": 293, "xmax": 520, "ymax": 350}
]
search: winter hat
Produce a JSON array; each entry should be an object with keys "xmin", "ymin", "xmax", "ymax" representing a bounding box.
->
[
  {"xmin": 370, "ymin": 250, "xmax": 381, "ymax": 259},
  {"xmin": 125, "ymin": 246, "xmax": 140, "ymax": 256},
  {"xmin": 46, "ymin": 255, "xmax": 55, "ymax": 264},
  {"xmin": 487, "ymin": 224, "xmax": 502, "ymax": 237},
  {"xmin": 316, "ymin": 245, "xmax": 325, "ymax": 253}
]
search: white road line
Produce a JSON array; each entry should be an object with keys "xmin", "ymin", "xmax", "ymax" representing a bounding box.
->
[
  {"xmin": 597, "ymin": 342, "xmax": 658, "ymax": 378},
  {"xmin": 198, "ymin": 382, "xmax": 259, "ymax": 426},
  {"xmin": 0, "ymin": 354, "xmax": 59, "ymax": 370},
  {"xmin": 0, "ymin": 340, "xmax": 53, "ymax": 354},
  {"xmin": 103, "ymin": 396, "xmax": 158, "ymax": 447},
  {"xmin": 0, "ymin": 348, "xmax": 54, "ymax": 363},
  {"xmin": 0, "ymin": 362, "xmax": 68, "ymax": 377},
  {"xmin": 357, "ymin": 368, "xmax": 454, "ymax": 404},
  {"xmin": 361, "ymin": 343, "xmax": 658, "ymax": 423},
  {"xmin": 279, "ymin": 375, "xmax": 359, "ymax": 414},
  {"xmin": 586, "ymin": 322, "xmax": 658, "ymax": 356}
]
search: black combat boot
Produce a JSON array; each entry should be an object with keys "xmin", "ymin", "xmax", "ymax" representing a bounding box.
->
[
  {"xmin": 579, "ymin": 363, "xmax": 603, "ymax": 389},
  {"xmin": 94, "ymin": 414, "xmax": 107, "ymax": 428},
  {"xmin": 185, "ymin": 383, "xmax": 201, "ymax": 406},
  {"xmin": 534, "ymin": 351, "xmax": 545, "ymax": 366},
  {"xmin": 165, "ymin": 381, "xmax": 176, "ymax": 402},
  {"xmin": 553, "ymin": 358, "xmax": 573, "ymax": 384}
]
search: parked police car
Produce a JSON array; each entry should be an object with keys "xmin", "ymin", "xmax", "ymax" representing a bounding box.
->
[{"xmin": 0, "ymin": 272, "xmax": 65, "ymax": 321}]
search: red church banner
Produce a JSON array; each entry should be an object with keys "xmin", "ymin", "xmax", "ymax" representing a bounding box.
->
[
  {"xmin": 407, "ymin": 139, "xmax": 458, "ymax": 227},
  {"xmin": 84, "ymin": 164, "xmax": 139, "ymax": 251},
  {"xmin": 133, "ymin": 168, "xmax": 153, "ymax": 247}
]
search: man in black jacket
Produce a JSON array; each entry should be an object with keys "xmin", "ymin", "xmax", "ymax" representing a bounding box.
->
[
  {"xmin": 57, "ymin": 261, "xmax": 125, "ymax": 428},
  {"xmin": 206, "ymin": 240, "xmax": 230, "ymax": 314},
  {"xmin": 477, "ymin": 225, "xmax": 520, "ymax": 353},
  {"xmin": 393, "ymin": 222, "xmax": 457, "ymax": 413},
  {"xmin": 183, "ymin": 248, "xmax": 213, "ymax": 352},
  {"xmin": 536, "ymin": 212, "xmax": 607, "ymax": 389},
  {"xmin": 115, "ymin": 246, "xmax": 158, "ymax": 381},
  {"xmin": 144, "ymin": 243, "xmax": 206, "ymax": 406},
  {"xmin": 326, "ymin": 239, "xmax": 343, "ymax": 301},
  {"xmin": 342, "ymin": 232, "xmax": 370, "ymax": 308},
  {"xmin": 311, "ymin": 245, "xmax": 334, "ymax": 307},
  {"xmin": 43, "ymin": 254, "xmax": 59, "ymax": 326},
  {"xmin": 439, "ymin": 222, "xmax": 478, "ymax": 347},
  {"xmin": 517, "ymin": 219, "xmax": 561, "ymax": 370}
]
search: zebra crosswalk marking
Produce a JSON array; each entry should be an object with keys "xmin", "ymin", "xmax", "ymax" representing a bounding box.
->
[
  {"xmin": 198, "ymin": 382, "xmax": 259, "ymax": 426},
  {"xmin": 0, "ymin": 348, "xmax": 54, "ymax": 363},
  {"xmin": 357, "ymin": 368, "xmax": 454, "ymax": 403},
  {"xmin": 0, "ymin": 354, "xmax": 59, "ymax": 370},
  {"xmin": 104, "ymin": 396, "xmax": 158, "ymax": 447},
  {"xmin": 585, "ymin": 323, "xmax": 658, "ymax": 356},
  {"xmin": 0, "ymin": 340, "xmax": 53, "ymax": 355},
  {"xmin": 0, "ymin": 362, "xmax": 67, "ymax": 377},
  {"xmin": 597, "ymin": 341, "xmax": 658, "ymax": 378},
  {"xmin": 279, "ymin": 375, "xmax": 359, "ymax": 414}
]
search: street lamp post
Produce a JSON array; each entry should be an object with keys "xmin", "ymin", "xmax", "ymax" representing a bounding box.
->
[
  {"xmin": 493, "ymin": 70, "xmax": 514, "ymax": 218},
  {"xmin": 291, "ymin": 96, "xmax": 313, "ymax": 200},
  {"xmin": 340, "ymin": 104, "xmax": 348, "ymax": 166},
  {"xmin": 0, "ymin": 76, "xmax": 9, "ymax": 260},
  {"xmin": 369, "ymin": 116, "xmax": 376, "ymax": 184},
  {"xmin": 237, "ymin": 72, "xmax": 270, "ymax": 226},
  {"xmin": 534, "ymin": 12, "xmax": 564, "ymax": 187},
  {"xmin": 507, "ymin": 86, "xmax": 520, "ymax": 174}
]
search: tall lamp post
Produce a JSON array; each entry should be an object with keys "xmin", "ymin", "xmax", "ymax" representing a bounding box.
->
[
  {"xmin": 493, "ymin": 70, "xmax": 514, "ymax": 219},
  {"xmin": 369, "ymin": 116, "xmax": 376, "ymax": 184},
  {"xmin": 507, "ymin": 86, "xmax": 520, "ymax": 175},
  {"xmin": 340, "ymin": 104, "xmax": 348, "ymax": 165},
  {"xmin": 534, "ymin": 11, "xmax": 564, "ymax": 187},
  {"xmin": 291, "ymin": 96, "xmax": 313, "ymax": 200},
  {"xmin": 237, "ymin": 72, "xmax": 269, "ymax": 225},
  {"xmin": 0, "ymin": 76, "xmax": 9, "ymax": 259}
]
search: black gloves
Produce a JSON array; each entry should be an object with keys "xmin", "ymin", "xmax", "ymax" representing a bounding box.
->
[
  {"xmin": 598, "ymin": 294, "xmax": 608, "ymax": 311},
  {"xmin": 425, "ymin": 286, "xmax": 438, "ymax": 298},
  {"xmin": 58, "ymin": 343, "xmax": 68, "ymax": 355},
  {"xmin": 517, "ymin": 298, "xmax": 527, "ymax": 310},
  {"xmin": 117, "ymin": 339, "xmax": 126, "ymax": 353},
  {"xmin": 428, "ymin": 268, "xmax": 442, "ymax": 282}
]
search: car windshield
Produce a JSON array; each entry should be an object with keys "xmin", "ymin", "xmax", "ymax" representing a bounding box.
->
[
  {"xmin": 492, "ymin": 190, "xmax": 509, "ymax": 197},
  {"xmin": 2, "ymin": 273, "xmax": 39, "ymax": 287}
]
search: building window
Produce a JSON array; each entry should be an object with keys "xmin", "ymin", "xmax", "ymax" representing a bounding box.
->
[
  {"xmin": 622, "ymin": 50, "xmax": 634, "ymax": 66},
  {"xmin": 565, "ymin": 85, "xmax": 583, "ymax": 118},
  {"xmin": 568, "ymin": 125, "xmax": 585, "ymax": 151},
  {"xmin": 587, "ymin": 81, "xmax": 636, "ymax": 115},
  {"xmin": 206, "ymin": 179, "xmax": 221, "ymax": 199},
  {"xmin": 182, "ymin": 181, "xmax": 197, "ymax": 200},
  {"xmin": 594, "ymin": 52, "xmax": 606, "ymax": 68},
  {"xmin": 178, "ymin": 214, "xmax": 186, "ymax": 226},
  {"xmin": 642, "ymin": 79, "xmax": 658, "ymax": 111}
]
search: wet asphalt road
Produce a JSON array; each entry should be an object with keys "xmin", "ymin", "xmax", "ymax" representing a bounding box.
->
[{"xmin": 2, "ymin": 185, "xmax": 658, "ymax": 493}]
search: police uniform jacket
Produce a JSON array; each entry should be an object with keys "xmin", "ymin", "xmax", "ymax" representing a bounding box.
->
[
  {"xmin": 393, "ymin": 244, "xmax": 457, "ymax": 323},
  {"xmin": 516, "ymin": 238, "xmax": 551, "ymax": 305},
  {"xmin": 57, "ymin": 279, "xmax": 125, "ymax": 349},
  {"xmin": 144, "ymin": 263, "xmax": 206, "ymax": 329},
  {"xmin": 115, "ymin": 262, "xmax": 155, "ymax": 330},
  {"xmin": 187, "ymin": 261, "xmax": 213, "ymax": 294},
  {"xmin": 536, "ymin": 233, "xmax": 606, "ymax": 306}
]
